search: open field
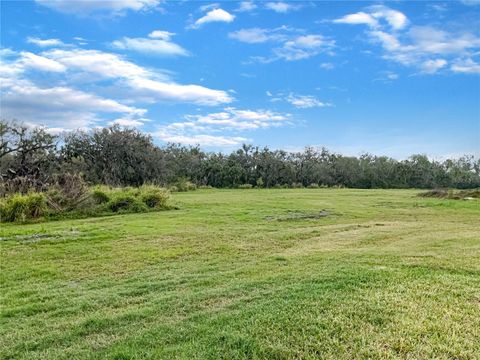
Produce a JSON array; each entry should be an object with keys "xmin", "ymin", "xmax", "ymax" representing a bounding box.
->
[{"xmin": 1, "ymin": 189, "xmax": 479, "ymax": 359}]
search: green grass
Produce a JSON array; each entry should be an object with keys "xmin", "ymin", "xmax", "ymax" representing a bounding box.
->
[{"xmin": 1, "ymin": 189, "xmax": 479, "ymax": 359}]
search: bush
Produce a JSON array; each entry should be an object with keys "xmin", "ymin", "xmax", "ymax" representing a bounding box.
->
[
  {"xmin": 307, "ymin": 183, "xmax": 319, "ymax": 189},
  {"xmin": 139, "ymin": 185, "xmax": 169, "ymax": 208},
  {"xmin": 175, "ymin": 178, "xmax": 197, "ymax": 192},
  {"xmin": 291, "ymin": 182, "xmax": 303, "ymax": 188},
  {"xmin": 256, "ymin": 177, "xmax": 264, "ymax": 188},
  {"xmin": 238, "ymin": 184, "xmax": 253, "ymax": 189},
  {"xmin": 0, "ymin": 193, "xmax": 47, "ymax": 222},
  {"xmin": 0, "ymin": 185, "xmax": 170, "ymax": 222},
  {"xmin": 92, "ymin": 186, "xmax": 110, "ymax": 204},
  {"xmin": 108, "ymin": 195, "xmax": 147, "ymax": 213}
]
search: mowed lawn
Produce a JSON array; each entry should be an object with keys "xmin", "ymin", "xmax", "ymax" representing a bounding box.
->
[{"xmin": 1, "ymin": 189, "xmax": 479, "ymax": 359}]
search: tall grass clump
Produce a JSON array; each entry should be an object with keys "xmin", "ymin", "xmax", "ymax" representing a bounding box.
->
[
  {"xmin": 0, "ymin": 185, "xmax": 171, "ymax": 223},
  {"xmin": 173, "ymin": 178, "xmax": 197, "ymax": 192},
  {"xmin": 0, "ymin": 193, "xmax": 47, "ymax": 222}
]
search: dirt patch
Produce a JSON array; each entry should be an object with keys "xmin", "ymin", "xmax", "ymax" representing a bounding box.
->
[{"xmin": 264, "ymin": 210, "xmax": 330, "ymax": 221}]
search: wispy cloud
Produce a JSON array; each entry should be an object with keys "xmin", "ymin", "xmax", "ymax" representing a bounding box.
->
[
  {"xmin": 27, "ymin": 37, "xmax": 65, "ymax": 47},
  {"xmin": 111, "ymin": 31, "xmax": 189, "ymax": 56},
  {"xmin": 35, "ymin": 0, "xmax": 161, "ymax": 16},
  {"xmin": 236, "ymin": 1, "xmax": 257, "ymax": 12},
  {"xmin": 265, "ymin": 2, "xmax": 300, "ymax": 13},
  {"xmin": 286, "ymin": 94, "xmax": 332, "ymax": 108},
  {"xmin": 230, "ymin": 27, "xmax": 334, "ymax": 62}
]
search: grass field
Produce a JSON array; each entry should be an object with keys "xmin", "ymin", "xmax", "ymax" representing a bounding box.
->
[{"xmin": 1, "ymin": 189, "xmax": 479, "ymax": 359}]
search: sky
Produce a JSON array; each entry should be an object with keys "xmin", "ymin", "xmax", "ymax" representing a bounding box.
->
[{"xmin": 1, "ymin": 0, "xmax": 479, "ymax": 159}]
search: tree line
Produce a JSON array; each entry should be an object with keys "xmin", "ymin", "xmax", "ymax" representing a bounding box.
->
[{"xmin": 1, "ymin": 120, "xmax": 479, "ymax": 194}]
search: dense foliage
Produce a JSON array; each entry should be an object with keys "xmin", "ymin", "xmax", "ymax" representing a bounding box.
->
[{"xmin": 1, "ymin": 120, "xmax": 479, "ymax": 193}]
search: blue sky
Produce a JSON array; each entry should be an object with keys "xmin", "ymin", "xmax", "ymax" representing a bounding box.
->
[{"xmin": 1, "ymin": 0, "xmax": 479, "ymax": 158}]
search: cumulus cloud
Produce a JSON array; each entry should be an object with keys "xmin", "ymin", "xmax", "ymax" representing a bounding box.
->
[
  {"xmin": 19, "ymin": 52, "xmax": 67, "ymax": 72},
  {"xmin": 1, "ymin": 79, "xmax": 145, "ymax": 129},
  {"xmin": 0, "ymin": 42, "xmax": 233, "ymax": 130},
  {"xmin": 334, "ymin": 5, "xmax": 480, "ymax": 75},
  {"xmin": 153, "ymin": 107, "xmax": 291, "ymax": 146},
  {"xmin": 40, "ymin": 48, "xmax": 232, "ymax": 105},
  {"xmin": 190, "ymin": 8, "xmax": 235, "ymax": 29},
  {"xmin": 35, "ymin": 0, "xmax": 161, "ymax": 16},
  {"xmin": 111, "ymin": 33, "xmax": 189, "ymax": 56},
  {"xmin": 333, "ymin": 6, "xmax": 407, "ymax": 30},
  {"xmin": 334, "ymin": 12, "xmax": 378, "ymax": 27}
]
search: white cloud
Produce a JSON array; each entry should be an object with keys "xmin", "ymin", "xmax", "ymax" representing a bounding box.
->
[
  {"xmin": 111, "ymin": 35, "xmax": 189, "ymax": 56},
  {"xmin": 35, "ymin": 0, "xmax": 161, "ymax": 15},
  {"xmin": 109, "ymin": 118, "xmax": 146, "ymax": 127},
  {"xmin": 236, "ymin": 1, "xmax": 257, "ymax": 12},
  {"xmin": 229, "ymin": 28, "xmax": 272, "ymax": 43},
  {"xmin": 320, "ymin": 62, "xmax": 334, "ymax": 70},
  {"xmin": 191, "ymin": 8, "xmax": 235, "ymax": 29},
  {"xmin": 20, "ymin": 52, "xmax": 66, "ymax": 72},
  {"xmin": 369, "ymin": 5, "xmax": 408, "ymax": 30},
  {"xmin": 451, "ymin": 58, "xmax": 480, "ymax": 73},
  {"xmin": 230, "ymin": 27, "xmax": 334, "ymax": 62},
  {"xmin": 1, "ymin": 79, "xmax": 145, "ymax": 129},
  {"xmin": 334, "ymin": 6, "xmax": 480, "ymax": 76},
  {"xmin": 274, "ymin": 35, "xmax": 334, "ymax": 61},
  {"xmin": 333, "ymin": 6, "xmax": 407, "ymax": 30},
  {"xmin": 153, "ymin": 107, "xmax": 290, "ymax": 147},
  {"xmin": 408, "ymin": 26, "xmax": 480, "ymax": 55},
  {"xmin": 127, "ymin": 77, "xmax": 233, "ymax": 105},
  {"xmin": 460, "ymin": 0, "xmax": 480, "ymax": 5},
  {"xmin": 155, "ymin": 132, "xmax": 248, "ymax": 147},
  {"xmin": 286, "ymin": 94, "xmax": 332, "ymax": 108},
  {"xmin": 148, "ymin": 30, "xmax": 175, "ymax": 40},
  {"xmin": 0, "ymin": 44, "xmax": 233, "ymax": 131},
  {"xmin": 41, "ymin": 48, "xmax": 232, "ymax": 105},
  {"xmin": 265, "ymin": 2, "xmax": 298, "ymax": 13},
  {"xmin": 420, "ymin": 59, "xmax": 447, "ymax": 74},
  {"xmin": 27, "ymin": 37, "xmax": 65, "ymax": 47},
  {"xmin": 334, "ymin": 12, "xmax": 378, "ymax": 27}
]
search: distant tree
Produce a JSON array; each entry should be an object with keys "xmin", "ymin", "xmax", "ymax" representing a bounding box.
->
[{"xmin": 0, "ymin": 120, "xmax": 58, "ymax": 193}]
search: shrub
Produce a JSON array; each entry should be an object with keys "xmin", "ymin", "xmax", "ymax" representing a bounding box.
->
[
  {"xmin": 256, "ymin": 177, "xmax": 264, "ymax": 188},
  {"xmin": 139, "ymin": 185, "xmax": 169, "ymax": 208},
  {"xmin": 238, "ymin": 184, "xmax": 253, "ymax": 189},
  {"xmin": 175, "ymin": 178, "xmax": 197, "ymax": 192},
  {"xmin": 291, "ymin": 182, "xmax": 303, "ymax": 188},
  {"xmin": 108, "ymin": 195, "xmax": 147, "ymax": 213},
  {"xmin": 198, "ymin": 185, "xmax": 214, "ymax": 189},
  {"xmin": 91, "ymin": 186, "xmax": 110, "ymax": 204},
  {"xmin": 0, "ymin": 193, "xmax": 47, "ymax": 222},
  {"xmin": 307, "ymin": 183, "xmax": 319, "ymax": 189}
]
